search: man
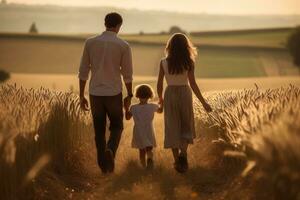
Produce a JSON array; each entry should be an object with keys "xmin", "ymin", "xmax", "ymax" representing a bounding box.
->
[{"xmin": 78, "ymin": 12, "xmax": 133, "ymax": 174}]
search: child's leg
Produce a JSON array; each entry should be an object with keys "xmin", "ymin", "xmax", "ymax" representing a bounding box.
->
[
  {"xmin": 146, "ymin": 146, "xmax": 153, "ymax": 160},
  {"xmin": 146, "ymin": 146, "xmax": 154, "ymax": 169},
  {"xmin": 139, "ymin": 149, "xmax": 146, "ymax": 167}
]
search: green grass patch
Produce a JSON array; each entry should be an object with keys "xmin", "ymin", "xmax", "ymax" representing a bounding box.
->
[
  {"xmin": 121, "ymin": 29, "xmax": 291, "ymax": 48},
  {"xmin": 196, "ymin": 49, "xmax": 265, "ymax": 78}
]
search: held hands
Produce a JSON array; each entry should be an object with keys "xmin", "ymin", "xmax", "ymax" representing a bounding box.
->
[
  {"xmin": 80, "ymin": 96, "xmax": 89, "ymax": 111},
  {"xmin": 123, "ymin": 95, "xmax": 132, "ymax": 111},
  {"xmin": 157, "ymin": 97, "xmax": 164, "ymax": 113},
  {"xmin": 158, "ymin": 97, "xmax": 164, "ymax": 106},
  {"xmin": 123, "ymin": 96, "xmax": 133, "ymax": 120}
]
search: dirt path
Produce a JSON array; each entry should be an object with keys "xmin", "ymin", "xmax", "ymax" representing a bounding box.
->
[{"xmin": 69, "ymin": 114, "xmax": 245, "ymax": 200}]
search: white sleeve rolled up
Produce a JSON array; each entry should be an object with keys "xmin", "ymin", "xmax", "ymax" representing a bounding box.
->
[
  {"xmin": 78, "ymin": 40, "xmax": 91, "ymax": 81},
  {"xmin": 121, "ymin": 45, "xmax": 133, "ymax": 83}
]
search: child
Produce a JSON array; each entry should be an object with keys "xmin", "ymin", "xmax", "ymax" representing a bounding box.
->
[
  {"xmin": 157, "ymin": 33, "xmax": 212, "ymax": 173},
  {"xmin": 124, "ymin": 84, "xmax": 163, "ymax": 169}
]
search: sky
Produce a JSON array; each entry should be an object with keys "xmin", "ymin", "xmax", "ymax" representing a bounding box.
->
[{"xmin": 5, "ymin": 0, "xmax": 300, "ymax": 15}]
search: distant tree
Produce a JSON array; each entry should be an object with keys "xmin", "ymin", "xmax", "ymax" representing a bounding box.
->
[
  {"xmin": 0, "ymin": 69, "xmax": 10, "ymax": 83},
  {"xmin": 139, "ymin": 31, "xmax": 144, "ymax": 35},
  {"xmin": 169, "ymin": 26, "xmax": 186, "ymax": 34},
  {"xmin": 1, "ymin": 0, "xmax": 7, "ymax": 5},
  {"xmin": 287, "ymin": 26, "xmax": 300, "ymax": 68},
  {"xmin": 29, "ymin": 22, "xmax": 38, "ymax": 34}
]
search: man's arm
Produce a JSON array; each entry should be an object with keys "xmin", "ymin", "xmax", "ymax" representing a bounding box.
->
[
  {"xmin": 121, "ymin": 44, "xmax": 133, "ymax": 106},
  {"xmin": 121, "ymin": 45, "xmax": 133, "ymax": 93},
  {"xmin": 78, "ymin": 40, "xmax": 90, "ymax": 111},
  {"xmin": 125, "ymin": 82, "xmax": 133, "ymax": 97},
  {"xmin": 123, "ymin": 98, "xmax": 133, "ymax": 120},
  {"xmin": 79, "ymin": 79, "xmax": 89, "ymax": 111},
  {"xmin": 123, "ymin": 74, "xmax": 133, "ymax": 110},
  {"xmin": 79, "ymin": 79, "xmax": 86, "ymax": 98}
]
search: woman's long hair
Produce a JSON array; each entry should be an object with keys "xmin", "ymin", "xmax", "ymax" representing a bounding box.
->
[{"xmin": 165, "ymin": 33, "xmax": 197, "ymax": 74}]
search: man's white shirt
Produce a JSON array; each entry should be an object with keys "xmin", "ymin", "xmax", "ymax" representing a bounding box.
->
[{"xmin": 78, "ymin": 31, "xmax": 133, "ymax": 96}]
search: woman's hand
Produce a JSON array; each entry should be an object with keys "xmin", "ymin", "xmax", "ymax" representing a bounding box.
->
[
  {"xmin": 203, "ymin": 102, "xmax": 212, "ymax": 112},
  {"xmin": 156, "ymin": 97, "xmax": 164, "ymax": 113},
  {"xmin": 158, "ymin": 98, "xmax": 164, "ymax": 113},
  {"xmin": 158, "ymin": 97, "xmax": 164, "ymax": 106}
]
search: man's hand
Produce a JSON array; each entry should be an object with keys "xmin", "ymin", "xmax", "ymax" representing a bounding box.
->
[
  {"xmin": 203, "ymin": 102, "xmax": 212, "ymax": 113},
  {"xmin": 123, "ymin": 96, "xmax": 132, "ymax": 110},
  {"xmin": 79, "ymin": 79, "xmax": 89, "ymax": 111},
  {"xmin": 80, "ymin": 96, "xmax": 89, "ymax": 111}
]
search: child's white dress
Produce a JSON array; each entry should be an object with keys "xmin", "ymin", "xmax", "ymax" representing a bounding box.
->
[{"xmin": 130, "ymin": 103, "xmax": 158, "ymax": 149}]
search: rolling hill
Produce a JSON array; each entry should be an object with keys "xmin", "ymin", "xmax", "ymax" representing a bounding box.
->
[{"xmin": 0, "ymin": 3, "xmax": 300, "ymax": 34}]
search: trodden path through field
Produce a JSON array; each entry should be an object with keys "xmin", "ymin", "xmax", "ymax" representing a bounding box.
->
[{"xmin": 69, "ymin": 114, "xmax": 249, "ymax": 200}]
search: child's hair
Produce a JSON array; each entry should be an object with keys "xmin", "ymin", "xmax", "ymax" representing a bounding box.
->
[
  {"xmin": 165, "ymin": 33, "xmax": 197, "ymax": 74},
  {"xmin": 135, "ymin": 84, "xmax": 154, "ymax": 99}
]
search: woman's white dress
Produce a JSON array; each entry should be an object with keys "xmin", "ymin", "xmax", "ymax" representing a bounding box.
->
[{"xmin": 162, "ymin": 58, "xmax": 196, "ymax": 148}]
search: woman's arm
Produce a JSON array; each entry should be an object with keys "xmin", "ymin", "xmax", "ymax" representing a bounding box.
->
[
  {"xmin": 188, "ymin": 66, "xmax": 212, "ymax": 112},
  {"xmin": 157, "ymin": 60, "xmax": 165, "ymax": 105}
]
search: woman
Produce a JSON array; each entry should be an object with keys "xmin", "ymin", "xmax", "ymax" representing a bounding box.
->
[{"xmin": 157, "ymin": 33, "xmax": 212, "ymax": 173}]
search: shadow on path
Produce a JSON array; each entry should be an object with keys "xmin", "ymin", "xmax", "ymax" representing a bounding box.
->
[{"xmin": 103, "ymin": 158, "xmax": 243, "ymax": 199}]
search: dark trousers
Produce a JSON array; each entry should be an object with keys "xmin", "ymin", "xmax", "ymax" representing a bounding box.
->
[{"xmin": 90, "ymin": 93, "xmax": 123, "ymax": 172}]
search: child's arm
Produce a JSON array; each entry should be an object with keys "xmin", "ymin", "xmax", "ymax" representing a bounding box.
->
[{"xmin": 188, "ymin": 65, "xmax": 212, "ymax": 112}]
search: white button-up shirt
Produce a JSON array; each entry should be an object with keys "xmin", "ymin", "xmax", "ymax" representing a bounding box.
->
[{"xmin": 78, "ymin": 31, "xmax": 133, "ymax": 96}]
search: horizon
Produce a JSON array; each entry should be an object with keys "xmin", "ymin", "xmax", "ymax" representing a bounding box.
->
[{"xmin": 3, "ymin": 0, "xmax": 300, "ymax": 15}]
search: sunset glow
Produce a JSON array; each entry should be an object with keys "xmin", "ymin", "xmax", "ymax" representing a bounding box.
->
[{"xmin": 6, "ymin": 0, "xmax": 300, "ymax": 15}]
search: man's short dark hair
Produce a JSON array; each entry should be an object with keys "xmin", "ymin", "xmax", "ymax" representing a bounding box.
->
[{"xmin": 105, "ymin": 12, "xmax": 123, "ymax": 28}]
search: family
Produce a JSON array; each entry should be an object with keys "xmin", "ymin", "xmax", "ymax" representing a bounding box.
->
[{"xmin": 78, "ymin": 12, "xmax": 212, "ymax": 174}]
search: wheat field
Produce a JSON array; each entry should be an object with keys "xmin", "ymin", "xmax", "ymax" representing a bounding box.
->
[{"xmin": 0, "ymin": 84, "xmax": 299, "ymax": 200}]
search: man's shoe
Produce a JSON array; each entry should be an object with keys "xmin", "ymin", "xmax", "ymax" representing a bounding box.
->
[{"xmin": 105, "ymin": 149, "xmax": 115, "ymax": 173}]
